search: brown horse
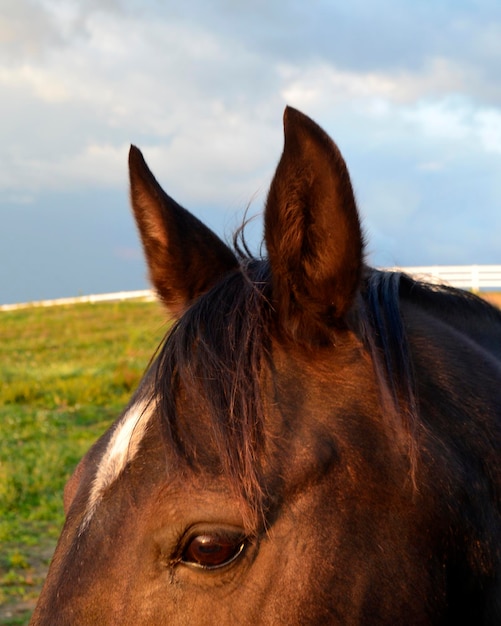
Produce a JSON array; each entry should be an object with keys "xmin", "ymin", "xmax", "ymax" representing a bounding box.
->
[{"xmin": 31, "ymin": 108, "xmax": 501, "ymax": 625}]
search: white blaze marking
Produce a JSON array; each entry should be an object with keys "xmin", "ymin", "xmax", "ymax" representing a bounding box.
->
[{"xmin": 80, "ymin": 397, "xmax": 155, "ymax": 531}]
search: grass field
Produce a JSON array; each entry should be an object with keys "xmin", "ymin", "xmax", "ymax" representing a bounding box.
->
[{"xmin": 0, "ymin": 300, "xmax": 167, "ymax": 625}]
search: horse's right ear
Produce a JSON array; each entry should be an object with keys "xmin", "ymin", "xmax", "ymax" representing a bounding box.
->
[
  {"xmin": 129, "ymin": 146, "xmax": 238, "ymax": 318},
  {"xmin": 264, "ymin": 107, "xmax": 364, "ymax": 343}
]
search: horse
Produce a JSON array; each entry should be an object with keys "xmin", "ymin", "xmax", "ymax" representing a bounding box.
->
[{"xmin": 30, "ymin": 107, "xmax": 501, "ymax": 625}]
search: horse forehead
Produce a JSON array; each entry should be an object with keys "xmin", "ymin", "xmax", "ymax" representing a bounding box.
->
[{"xmin": 81, "ymin": 396, "xmax": 157, "ymax": 529}]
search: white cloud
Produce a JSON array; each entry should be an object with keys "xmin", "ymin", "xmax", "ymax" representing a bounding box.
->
[
  {"xmin": 402, "ymin": 99, "xmax": 501, "ymax": 157},
  {"xmin": 0, "ymin": 64, "xmax": 70, "ymax": 101},
  {"xmin": 402, "ymin": 99, "xmax": 471, "ymax": 142},
  {"xmin": 476, "ymin": 109, "xmax": 501, "ymax": 154},
  {"xmin": 24, "ymin": 142, "xmax": 129, "ymax": 189},
  {"xmin": 280, "ymin": 57, "xmax": 468, "ymax": 109},
  {"xmin": 0, "ymin": 0, "xmax": 61, "ymax": 59},
  {"xmin": 2, "ymin": 0, "xmax": 501, "ymax": 303},
  {"xmin": 2, "ymin": 1, "xmax": 500, "ymax": 196}
]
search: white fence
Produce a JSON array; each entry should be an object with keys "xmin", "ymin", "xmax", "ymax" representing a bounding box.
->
[
  {"xmin": 393, "ymin": 265, "xmax": 501, "ymax": 292},
  {"xmin": 1, "ymin": 266, "xmax": 501, "ymax": 312},
  {"xmin": 0, "ymin": 289, "xmax": 156, "ymax": 312}
]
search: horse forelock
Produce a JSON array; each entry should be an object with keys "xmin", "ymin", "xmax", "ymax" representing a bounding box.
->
[{"xmin": 153, "ymin": 258, "xmax": 273, "ymax": 528}]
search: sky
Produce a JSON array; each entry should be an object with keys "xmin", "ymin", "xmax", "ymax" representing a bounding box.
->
[{"xmin": 1, "ymin": 0, "xmax": 501, "ymax": 304}]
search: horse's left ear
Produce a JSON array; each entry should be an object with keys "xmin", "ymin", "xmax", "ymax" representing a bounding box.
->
[
  {"xmin": 265, "ymin": 107, "xmax": 364, "ymax": 342},
  {"xmin": 129, "ymin": 146, "xmax": 239, "ymax": 317}
]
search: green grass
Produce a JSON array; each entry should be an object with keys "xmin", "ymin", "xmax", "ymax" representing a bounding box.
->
[{"xmin": 0, "ymin": 300, "xmax": 167, "ymax": 623}]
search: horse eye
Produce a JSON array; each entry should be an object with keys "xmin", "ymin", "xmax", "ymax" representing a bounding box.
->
[{"xmin": 181, "ymin": 532, "xmax": 246, "ymax": 570}]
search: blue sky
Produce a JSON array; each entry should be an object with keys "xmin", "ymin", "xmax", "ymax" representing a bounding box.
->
[{"xmin": 1, "ymin": 0, "xmax": 500, "ymax": 304}]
